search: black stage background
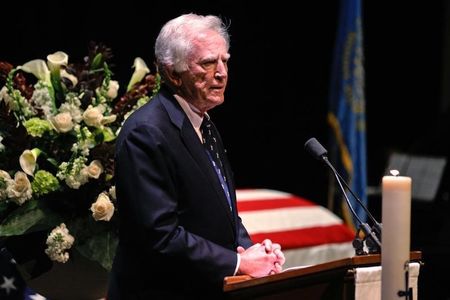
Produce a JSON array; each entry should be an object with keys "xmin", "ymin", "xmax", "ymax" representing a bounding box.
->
[{"xmin": 2, "ymin": 1, "xmax": 450, "ymax": 299}]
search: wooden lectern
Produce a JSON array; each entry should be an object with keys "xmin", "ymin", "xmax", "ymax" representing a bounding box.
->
[{"xmin": 223, "ymin": 251, "xmax": 422, "ymax": 300}]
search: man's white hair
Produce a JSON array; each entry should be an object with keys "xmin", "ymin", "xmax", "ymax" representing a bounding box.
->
[{"xmin": 155, "ymin": 13, "xmax": 230, "ymax": 73}]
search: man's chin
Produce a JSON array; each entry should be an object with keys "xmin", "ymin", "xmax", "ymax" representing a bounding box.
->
[{"xmin": 206, "ymin": 96, "xmax": 224, "ymax": 105}]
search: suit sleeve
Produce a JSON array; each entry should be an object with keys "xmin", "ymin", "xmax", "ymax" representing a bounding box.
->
[
  {"xmin": 236, "ymin": 216, "xmax": 254, "ymax": 248},
  {"xmin": 116, "ymin": 124, "xmax": 238, "ymax": 282}
]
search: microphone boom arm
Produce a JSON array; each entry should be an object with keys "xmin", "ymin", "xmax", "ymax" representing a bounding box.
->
[
  {"xmin": 304, "ymin": 137, "xmax": 382, "ymax": 255},
  {"xmin": 324, "ymin": 156, "xmax": 381, "ymax": 250}
]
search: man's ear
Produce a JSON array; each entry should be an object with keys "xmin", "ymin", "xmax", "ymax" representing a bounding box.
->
[{"xmin": 164, "ymin": 67, "xmax": 182, "ymax": 88}]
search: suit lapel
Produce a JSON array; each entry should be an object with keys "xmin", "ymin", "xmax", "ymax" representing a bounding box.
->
[
  {"xmin": 159, "ymin": 90, "xmax": 236, "ymax": 230},
  {"xmin": 180, "ymin": 119, "xmax": 237, "ymax": 228}
]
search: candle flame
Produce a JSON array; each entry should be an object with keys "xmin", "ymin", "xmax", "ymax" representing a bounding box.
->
[{"xmin": 390, "ymin": 169, "xmax": 400, "ymax": 176}]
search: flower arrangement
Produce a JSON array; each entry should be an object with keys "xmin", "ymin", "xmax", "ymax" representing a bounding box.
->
[{"xmin": 0, "ymin": 42, "xmax": 160, "ymax": 271}]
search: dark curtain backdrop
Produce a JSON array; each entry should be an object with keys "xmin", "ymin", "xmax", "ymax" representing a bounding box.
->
[
  {"xmin": 1, "ymin": 0, "xmax": 447, "ymax": 207},
  {"xmin": 3, "ymin": 1, "xmax": 450, "ymax": 299}
]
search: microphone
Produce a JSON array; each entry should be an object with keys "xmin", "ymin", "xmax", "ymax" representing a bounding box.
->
[
  {"xmin": 304, "ymin": 137, "xmax": 381, "ymax": 254},
  {"xmin": 304, "ymin": 137, "xmax": 382, "ymax": 235}
]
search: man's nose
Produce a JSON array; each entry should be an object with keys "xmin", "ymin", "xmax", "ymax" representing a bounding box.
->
[{"xmin": 214, "ymin": 60, "xmax": 227, "ymax": 79}]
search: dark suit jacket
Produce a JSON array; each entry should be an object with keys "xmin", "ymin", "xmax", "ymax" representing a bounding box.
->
[{"xmin": 107, "ymin": 86, "xmax": 253, "ymax": 299}]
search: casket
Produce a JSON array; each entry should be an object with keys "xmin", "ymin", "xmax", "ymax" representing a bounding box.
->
[{"xmin": 236, "ymin": 189, "xmax": 355, "ymax": 268}]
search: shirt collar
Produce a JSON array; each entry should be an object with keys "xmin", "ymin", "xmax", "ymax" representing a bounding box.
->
[{"xmin": 173, "ymin": 94, "xmax": 207, "ymax": 142}]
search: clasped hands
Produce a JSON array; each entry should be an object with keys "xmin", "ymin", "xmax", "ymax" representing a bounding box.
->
[{"xmin": 237, "ymin": 239, "xmax": 286, "ymax": 278}]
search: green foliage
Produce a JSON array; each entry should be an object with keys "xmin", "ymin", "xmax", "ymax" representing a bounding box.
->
[
  {"xmin": 0, "ymin": 200, "xmax": 62, "ymax": 236},
  {"xmin": 0, "ymin": 43, "xmax": 160, "ymax": 269}
]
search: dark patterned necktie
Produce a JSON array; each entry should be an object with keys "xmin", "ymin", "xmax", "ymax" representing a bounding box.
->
[{"xmin": 200, "ymin": 116, "xmax": 232, "ymax": 209}]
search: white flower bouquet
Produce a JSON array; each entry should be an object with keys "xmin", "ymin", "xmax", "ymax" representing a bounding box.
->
[{"xmin": 0, "ymin": 42, "xmax": 160, "ymax": 271}]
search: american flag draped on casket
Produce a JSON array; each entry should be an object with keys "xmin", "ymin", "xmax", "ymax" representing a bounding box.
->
[{"xmin": 236, "ymin": 189, "xmax": 355, "ymax": 268}]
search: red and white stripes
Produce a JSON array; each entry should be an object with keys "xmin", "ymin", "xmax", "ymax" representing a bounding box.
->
[{"xmin": 236, "ymin": 189, "xmax": 355, "ymax": 268}]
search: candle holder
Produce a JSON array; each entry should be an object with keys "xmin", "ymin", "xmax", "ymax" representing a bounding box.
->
[{"xmin": 397, "ymin": 261, "xmax": 413, "ymax": 299}]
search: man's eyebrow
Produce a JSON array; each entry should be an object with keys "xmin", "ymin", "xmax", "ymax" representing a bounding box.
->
[
  {"xmin": 199, "ymin": 53, "xmax": 231, "ymax": 63},
  {"xmin": 200, "ymin": 56, "xmax": 216, "ymax": 62}
]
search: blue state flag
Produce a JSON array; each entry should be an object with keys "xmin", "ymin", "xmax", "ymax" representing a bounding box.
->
[{"xmin": 328, "ymin": 0, "xmax": 367, "ymax": 229}]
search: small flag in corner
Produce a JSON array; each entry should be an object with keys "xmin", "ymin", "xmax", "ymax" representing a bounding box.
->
[{"xmin": 0, "ymin": 247, "xmax": 48, "ymax": 300}]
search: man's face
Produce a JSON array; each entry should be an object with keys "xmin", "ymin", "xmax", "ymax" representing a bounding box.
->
[{"xmin": 178, "ymin": 31, "xmax": 229, "ymax": 114}]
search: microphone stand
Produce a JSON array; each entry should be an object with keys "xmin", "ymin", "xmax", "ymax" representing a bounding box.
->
[
  {"xmin": 304, "ymin": 137, "xmax": 382, "ymax": 255},
  {"xmin": 323, "ymin": 156, "xmax": 381, "ymax": 255},
  {"xmin": 334, "ymin": 171, "xmax": 382, "ymax": 253}
]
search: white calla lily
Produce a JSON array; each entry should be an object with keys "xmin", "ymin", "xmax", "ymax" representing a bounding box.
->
[
  {"xmin": 19, "ymin": 148, "xmax": 42, "ymax": 176},
  {"xmin": 47, "ymin": 51, "xmax": 69, "ymax": 73},
  {"xmin": 61, "ymin": 69, "xmax": 78, "ymax": 87},
  {"xmin": 19, "ymin": 59, "xmax": 51, "ymax": 86},
  {"xmin": 127, "ymin": 57, "xmax": 150, "ymax": 91},
  {"xmin": 19, "ymin": 58, "xmax": 56, "ymax": 113}
]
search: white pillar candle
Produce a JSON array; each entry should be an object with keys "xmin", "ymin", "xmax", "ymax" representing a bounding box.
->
[{"xmin": 381, "ymin": 170, "xmax": 412, "ymax": 300}]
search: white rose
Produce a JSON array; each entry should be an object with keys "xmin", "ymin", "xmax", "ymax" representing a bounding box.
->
[
  {"xmin": 51, "ymin": 112, "xmax": 74, "ymax": 133},
  {"xmin": 90, "ymin": 192, "xmax": 115, "ymax": 221},
  {"xmin": 87, "ymin": 160, "xmax": 103, "ymax": 179},
  {"xmin": 83, "ymin": 105, "xmax": 104, "ymax": 127},
  {"xmin": 6, "ymin": 171, "xmax": 32, "ymax": 205}
]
